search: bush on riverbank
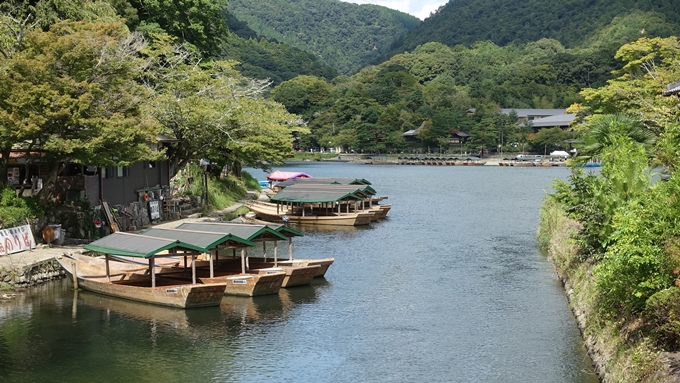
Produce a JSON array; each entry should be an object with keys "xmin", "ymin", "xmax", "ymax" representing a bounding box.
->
[
  {"xmin": 0, "ymin": 188, "xmax": 42, "ymax": 229},
  {"xmin": 539, "ymin": 198, "xmax": 663, "ymax": 382}
]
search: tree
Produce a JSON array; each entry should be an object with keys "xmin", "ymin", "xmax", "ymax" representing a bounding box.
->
[
  {"xmin": 143, "ymin": 39, "xmax": 305, "ymax": 177},
  {"xmin": 271, "ymin": 75, "xmax": 331, "ymax": 119},
  {"xmin": 0, "ymin": 20, "xmax": 159, "ymax": 200},
  {"xmin": 122, "ymin": 0, "xmax": 229, "ymax": 56}
]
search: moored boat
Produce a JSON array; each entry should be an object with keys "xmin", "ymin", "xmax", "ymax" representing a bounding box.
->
[
  {"xmin": 57, "ymin": 235, "xmax": 227, "ymax": 309},
  {"xmin": 176, "ymin": 222, "xmax": 322, "ymax": 286},
  {"xmin": 137, "ymin": 227, "xmax": 287, "ymax": 296},
  {"xmin": 227, "ymin": 217, "xmax": 335, "ymax": 278}
]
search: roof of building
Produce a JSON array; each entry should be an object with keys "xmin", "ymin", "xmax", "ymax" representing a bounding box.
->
[
  {"xmin": 525, "ymin": 113, "xmax": 577, "ymax": 128},
  {"xmin": 500, "ymin": 109, "xmax": 567, "ymax": 118},
  {"xmin": 83, "ymin": 232, "xmax": 205, "ymax": 258},
  {"xmin": 664, "ymin": 80, "xmax": 680, "ymax": 96},
  {"xmin": 403, "ymin": 121, "xmax": 426, "ymax": 137}
]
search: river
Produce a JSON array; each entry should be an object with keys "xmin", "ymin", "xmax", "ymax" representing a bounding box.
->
[{"xmin": 0, "ymin": 162, "xmax": 598, "ymax": 382}]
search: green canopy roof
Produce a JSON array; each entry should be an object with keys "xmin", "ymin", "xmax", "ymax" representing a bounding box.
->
[
  {"xmin": 270, "ymin": 186, "xmax": 365, "ymax": 203},
  {"xmin": 140, "ymin": 227, "xmax": 255, "ymax": 251},
  {"xmin": 276, "ymin": 177, "xmax": 372, "ymax": 188},
  {"xmin": 83, "ymin": 232, "xmax": 206, "ymax": 258},
  {"xmin": 280, "ymin": 183, "xmax": 376, "ymax": 196},
  {"xmin": 177, "ymin": 222, "xmax": 288, "ymax": 242}
]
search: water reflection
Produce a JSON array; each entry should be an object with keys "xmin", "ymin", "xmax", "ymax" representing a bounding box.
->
[{"xmin": 0, "ymin": 164, "xmax": 599, "ymax": 383}]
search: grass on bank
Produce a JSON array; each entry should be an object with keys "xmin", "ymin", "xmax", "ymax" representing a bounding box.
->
[
  {"xmin": 538, "ymin": 199, "xmax": 664, "ymax": 382},
  {"xmin": 174, "ymin": 164, "xmax": 260, "ymax": 212}
]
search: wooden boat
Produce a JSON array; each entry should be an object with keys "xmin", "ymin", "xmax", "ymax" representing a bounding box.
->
[
  {"xmin": 247, "ymin": 200, "xmax": 372, "ymax": 226},
  {"xmin": 226, "ymin": 217, "xmax": 335, "ymax": 278},
  {"xmin": 57, "ymin": 252, "xmax": 226, "ymax": 309},
  {"xmin": 196, "ymin": 256, "xmax": 318, "ymax": 288},
  {"xmin": 174, "ymin": 222, "xmax": 323, "ymax": 285},
  {"xmin": 128, "ymin": 227, "xmax": 287, "ymax": 297}
]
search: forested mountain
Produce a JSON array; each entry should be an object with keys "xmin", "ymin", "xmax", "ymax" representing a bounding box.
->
[
  {"xmin": 226, "ymin": 0, "xmax": 420, "ymax": 75},
  {"xmin": 221, "ymin": 14, "xmax": 338, "ymax": 85},
  {"xmin": 379, "ymin": 0, "xmax": 680, "ymax": 62}
]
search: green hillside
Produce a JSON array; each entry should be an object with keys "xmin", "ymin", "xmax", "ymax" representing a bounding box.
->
[
  {"xmin": 221, "ymin": 14, "xmax": 338, "ymax": 85},
  {"xmin": 378, "ymin": 0, "xmax": 680, "ymax": 62},
  {"xmin": 227, "ymin": 0, "xmax": 421, "ymax": 75}
]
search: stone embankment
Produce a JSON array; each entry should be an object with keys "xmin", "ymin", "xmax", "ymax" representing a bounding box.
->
[{"xmin": 0, "ymin": 245, "xmax": 82, "ymax": 289}]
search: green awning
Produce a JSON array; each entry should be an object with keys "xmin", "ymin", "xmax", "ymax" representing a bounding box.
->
[
  {"xmin": 270, "ymin": 187, "xmax": 363, "ymax": 203},
  {"xmin": 83, "ymin": 232, "xmax": 206, "ymax": 258},
  {"xmin": 177, "ymin": 222, "xmax": 288, "ymax": 242},
  {"xmin": 140, "ymin": 227, "xmax": 255, "ymax": 251}
]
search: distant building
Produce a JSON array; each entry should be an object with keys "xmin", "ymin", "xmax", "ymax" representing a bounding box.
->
[
  {"xmin": 663, "ymin": 80, "xmax": 680, "ymax": 96},
  {"xmin": 500, "ymin": 109, "xmax": 567, "ymax": 123}
]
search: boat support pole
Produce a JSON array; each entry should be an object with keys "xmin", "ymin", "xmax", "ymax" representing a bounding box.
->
[
  {"xmin": 209, "ymin": 250, "xmax": 214, "ymax": 279},
  {"xmin": 105, "ymin": 254, "xmax": 111, "ymax": 282},
  {"xmin": 274, "ymin": 241, "xmax": 278, "ymax": 267},
  {"xmin": 263, "ymin": 242, "xmax": 267, "ymax": 262},
  {"xmin": 240, "ymin": 249, "xmax": 246, "ymax": 274},
  {"xmin": 289, "ymin": 237, "xmax": 293, "ymax": 261},
  {"xmin": 151, "ymin": 257, "xmax": 156, "ymax": 288},
  {"xmin": 191, "ymin": 254, "xmax": 196, "ymax": 284},
  {"xmin": 71, "ymin": 261, "xmax": 79, "ymax": 290}
]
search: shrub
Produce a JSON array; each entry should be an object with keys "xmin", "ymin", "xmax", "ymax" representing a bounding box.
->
[
  {"xmin": 0, "ymin": 188, "xmax": 41, "ymax": 229},
  {"xmin": 644, "ymin": 287, "xmax": 680, "ymax": 350}
]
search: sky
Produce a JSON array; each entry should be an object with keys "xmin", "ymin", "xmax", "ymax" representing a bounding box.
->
[{"xmin": 339, "ymin": 0, "xmax": 448, "ymax": 20}]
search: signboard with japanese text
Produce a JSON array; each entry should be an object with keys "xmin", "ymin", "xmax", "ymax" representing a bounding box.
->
[
  {"xmin": 0, "ymin": 225, "xmax": 36, "ymax": 255},
  {"xmin": 149, "ymin": 200, "xmax": 160, "ymax": 220}
]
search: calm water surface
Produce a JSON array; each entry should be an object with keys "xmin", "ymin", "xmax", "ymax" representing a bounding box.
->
[{"xmin": 0, "ymin": 162, "xmax": 598, "ymax": 382}]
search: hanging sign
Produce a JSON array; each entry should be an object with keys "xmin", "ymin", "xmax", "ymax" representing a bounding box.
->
[
  {"xmin": 149, "ymin": 200, "xmax": 160, "ymax": 220},
  {"xmin": 0, "ymin": 225, "xmax": 36, "ymax": 255}
]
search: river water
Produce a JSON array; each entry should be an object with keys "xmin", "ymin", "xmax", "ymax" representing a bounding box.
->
[{"xmin": 0, "ymin": 162, "xmax": 598, "ymax": 383}]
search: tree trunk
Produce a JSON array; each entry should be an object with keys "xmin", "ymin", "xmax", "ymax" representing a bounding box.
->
[
  {"xmin": 37, "ymin": 162, "xmax": 65, "ymax": 204},
  {"xmin": 0, "ymin": 146, "xmax": 10, "ymax": 190}
]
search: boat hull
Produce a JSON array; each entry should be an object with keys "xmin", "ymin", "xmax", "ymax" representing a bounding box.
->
[
  {"xmin": 247, "ymin": 202, "xmax": 369, "ymax": 226},
  {"xmin": 57, "ymin": 255, "xmax": 226, "ymax": 309},
  {"xmin": 246, "ymin": 261, "xmax": 320, "ymax": 287},
  {"xmin": 201, "ymin": 272, "xmax": 285, "ymax": 297}
]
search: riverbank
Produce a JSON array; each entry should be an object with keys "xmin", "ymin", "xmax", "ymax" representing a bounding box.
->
[
  {"xmin": 539, "ymin": 199, "xmax": 680, "ymax": 383},
  {"xmin": 0, "ymin": 192, "xmax": 259, "ymax": 291}
]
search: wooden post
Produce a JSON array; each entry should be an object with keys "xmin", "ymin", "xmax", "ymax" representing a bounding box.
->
[
  {"xmin": 274, "ymin": 241, "xmax": 278, "ymax": 267},
  {"xmin": 105, "ymin": 255, "xmax": 110, "ymax": 282},
  {"xmin": 150, "ymin": 257, "xmax": 156, "ymax": 288},
  {"xmin": 245, "ymin": 248, "xmax": 250, "ymax": 270},
  {"xmin": 288, "ymin": 237, "xmax": 293, "ymax": 261},
  {"xmin": 240, "ymin": 249, "xmax": 246, "ymax": 274},
  {"xmin": 191, "ymin": 254, "xmax": 196, "ymax": 284},
  {"xmin": 263, "ymin": 242, "xmax": 267, "ymax": 262},
  {"xmin": 71, "ymin": 261, "xmax": 79, "ymax": 290},
  {"xmin": 209, "ymin": 250, "xmax": 214, "ymax": 278}
]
